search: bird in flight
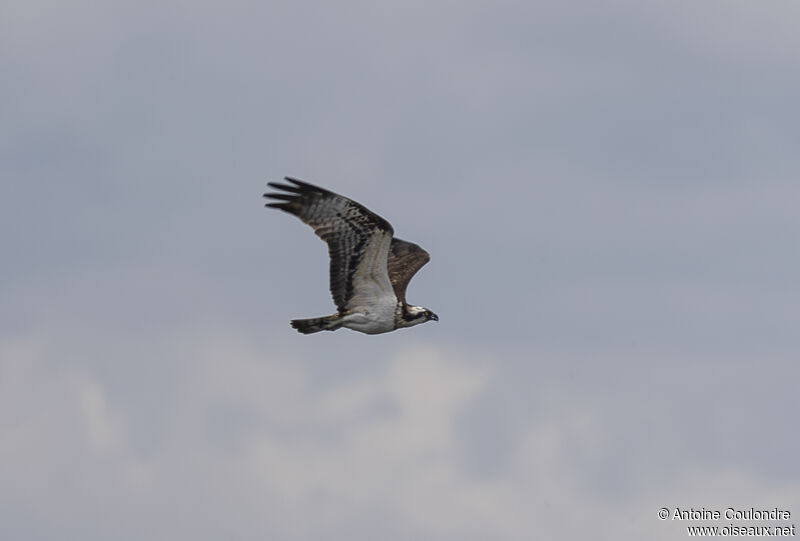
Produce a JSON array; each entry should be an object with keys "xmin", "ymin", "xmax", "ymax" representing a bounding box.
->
[{"xmin": 264, "ymin": 177, "xmax": 438, "ymax": 334}]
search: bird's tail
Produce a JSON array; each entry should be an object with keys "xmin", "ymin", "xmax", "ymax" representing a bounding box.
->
[{"xmin": 290, "ymin": 315, "xmax": 341, "ymax": 334}]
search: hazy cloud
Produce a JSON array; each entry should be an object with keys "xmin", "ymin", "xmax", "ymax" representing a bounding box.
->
[{"xmin": 2, "ymin": 0, "xmax": 799, "ymax": 539}]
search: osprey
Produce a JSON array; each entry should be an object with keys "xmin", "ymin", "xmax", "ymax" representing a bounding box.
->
[{"xmin": 264, "ymin": 177, "xmax": 438, "ymax": 334}]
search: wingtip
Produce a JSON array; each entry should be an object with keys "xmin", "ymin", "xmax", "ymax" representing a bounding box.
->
[
  {"xmin": 267, "ymin": 181, "xmax": 302, "ymax": 193},
  {"xmin": 264, "ymin": 192, "xmax": 294, "ymax": 202},
  {"xmin": 282, "ymin": 177, "xmax": 309, "ymax": 189},
  {"xmin": 282, "ymin": 177, "xmax": 332, "ymax": 195},
  {"xmin": 265, "ymin": 202, "xmax": 292, "ymax": 211}
]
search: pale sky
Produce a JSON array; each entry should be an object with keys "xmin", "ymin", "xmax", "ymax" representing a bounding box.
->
[{"xmin": 2, "ymin": 1, "xmax": 799, "ymax": 539}]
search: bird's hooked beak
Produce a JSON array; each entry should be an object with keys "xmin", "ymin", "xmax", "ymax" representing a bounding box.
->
[{"xmin": 428, "ymin": 311, "xmax": 439, "ymax": 322}]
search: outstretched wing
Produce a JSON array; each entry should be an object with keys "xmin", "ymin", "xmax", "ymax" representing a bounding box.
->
[
  {"xmin": 264, "ymin": 177, "xmax": 395, "ymax": 312},
  {"xmin": 387, "ymin": 238, "xmax": 430, "ymax": 306}
]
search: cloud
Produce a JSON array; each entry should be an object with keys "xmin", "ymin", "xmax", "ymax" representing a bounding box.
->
[
  {"xmin": 0, "ymin": 334, "xmax": 492, "ymax": 539},
  {"xmin": 4, "ymin": 333, "xmax": 797, "ymax": 540},
  {"xmin": 77, "ymin": 377, "xmax": 126, "ymax": 455},
  {"xmin": 3, "ymin": 0, "xmax": 800, "ymax": 539}
]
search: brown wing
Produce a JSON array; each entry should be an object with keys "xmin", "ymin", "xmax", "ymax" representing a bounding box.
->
[
  {"xmin": 264, "ymin": 177, "xmax": 394, "ymax": 312},
  {"xmin": 386, "ymin": 238, "xmax": 430, "ymax": 306}
]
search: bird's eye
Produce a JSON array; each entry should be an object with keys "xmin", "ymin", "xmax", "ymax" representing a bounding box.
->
[{"xmin": 424, "ymin": 310, "xmax": 430, "ymax": 317}]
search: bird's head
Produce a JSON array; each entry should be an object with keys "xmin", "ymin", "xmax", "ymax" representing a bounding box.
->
[{"xmin": 402, "ymin": 305, "xmax": 439, "ymax": 327}]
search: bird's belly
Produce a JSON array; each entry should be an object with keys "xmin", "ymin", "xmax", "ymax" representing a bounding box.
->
[{"xmin": 340, "ymin": 296, "xmax": 397, "ymax": 334}]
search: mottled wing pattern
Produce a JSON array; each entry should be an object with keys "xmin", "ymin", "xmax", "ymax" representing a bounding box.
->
[
  {"xmin": 264, "ymin": 177, "xmax": 394, "ymax": 312},
  {"xmin": 386, "ymin": 238, "xmax": 430, "ymax": 306}
]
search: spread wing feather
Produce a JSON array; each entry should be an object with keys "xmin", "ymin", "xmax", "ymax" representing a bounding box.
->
[
  {"xmin": 387, "ymin": 239, "xmax": 430, "ymax": 306},
  {"xmin": 264, "ymin": 177, "xmax": 394, "ymax": 312}
]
